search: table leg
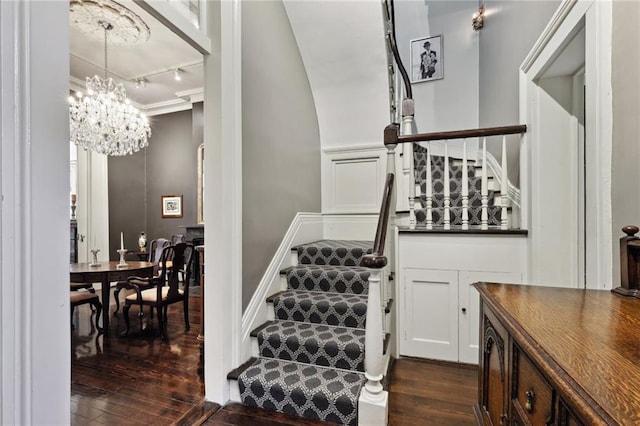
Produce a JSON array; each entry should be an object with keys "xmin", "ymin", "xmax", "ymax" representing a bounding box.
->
[{"xmin": 102, "ymin": 277, "xmax": 111, "ymax": 336}]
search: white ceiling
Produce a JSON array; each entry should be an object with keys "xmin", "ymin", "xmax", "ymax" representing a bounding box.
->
[{"xmin": 69, "ymin": 0, "xmax": 204, "ymax": 115}]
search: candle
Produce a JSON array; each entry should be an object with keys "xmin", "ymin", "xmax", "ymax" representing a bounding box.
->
[
  {"xmin": 120, "ymin": 232, "xmax": 124, "ymax": 250},
  {"xmin": 71, "ymin": 193, "xmax": 76, "ymax": 202}
]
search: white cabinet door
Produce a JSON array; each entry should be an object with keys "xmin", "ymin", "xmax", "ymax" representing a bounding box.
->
[
  {"xmin": 458, "ymin": 271, "xmax": 522, "ymax": 364},
  {"xmin": 401, "ymin": 268, "xmax": 459, "ymax": 361}
]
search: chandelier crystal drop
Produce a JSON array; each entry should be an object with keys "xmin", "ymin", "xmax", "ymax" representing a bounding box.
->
[{"xmin": 69, "ymin": 15, "xmax": 151, "ymax": 156}]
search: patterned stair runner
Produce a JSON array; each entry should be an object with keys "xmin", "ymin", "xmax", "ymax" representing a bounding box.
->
[{"xmin": 233, "ymin": 240, "xmax": 374, "ymax": 425}]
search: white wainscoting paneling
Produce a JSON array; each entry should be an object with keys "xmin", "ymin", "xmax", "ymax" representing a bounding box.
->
[{"xmin": 322, "ymin": 145, "xmax": 387, "ymax": 213}]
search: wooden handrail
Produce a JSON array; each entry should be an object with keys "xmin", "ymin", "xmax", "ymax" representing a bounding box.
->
[
  {"xmin": 384, "ymin": 123, "xmax": 527, "ymax": 145},
  {"xmin": 362, "ymin": 173, "xmax": 394, "ymax": 269}
]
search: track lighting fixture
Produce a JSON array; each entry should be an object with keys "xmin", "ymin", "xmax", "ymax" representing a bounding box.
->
[{"xmin": 174, "ymin": 68, "xmax": 183, "ymax": 81}]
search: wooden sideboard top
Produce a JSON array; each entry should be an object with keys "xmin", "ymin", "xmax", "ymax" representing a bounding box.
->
[{"xmin": 475, "ymin": 282, "xmax": 640, "ymax": 425}]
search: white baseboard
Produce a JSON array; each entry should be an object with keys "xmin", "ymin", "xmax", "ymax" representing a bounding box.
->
[{"xmin": 239, "ymin": 212, "xmax": 323, "ymax": 362}]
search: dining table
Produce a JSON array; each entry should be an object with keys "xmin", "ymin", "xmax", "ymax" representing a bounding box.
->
[{"xmin": 70, "ymin": 261, "xmax": 154, "ymax": 336}]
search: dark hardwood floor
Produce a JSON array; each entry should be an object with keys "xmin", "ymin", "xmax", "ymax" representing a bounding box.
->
[
  {"xmin": 71, "ymin": 291, "xmax": 477, "ymax": 425},
  {"xmin": 71, "ymin": 291, "xmax": 206, "ymax": 425}
]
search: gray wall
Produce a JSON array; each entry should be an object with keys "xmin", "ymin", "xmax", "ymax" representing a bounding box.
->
[
  {"xmin": 479, "ymin": 1, "xmax": 560, "ymax": 127},
  {"xmin": 611, "ymin": 0, "xmax": 640, "ymax": 284},
  {"xmin": 242, "ymin": 0, "xmax": 321, "ymax": 311},
  {"xmin": 479, "ymin": 1, "xmax": 559, "ymax": 183},
  {"xmin": 108, "ymin": 105, "xmax": 203, "ymax": 257}
]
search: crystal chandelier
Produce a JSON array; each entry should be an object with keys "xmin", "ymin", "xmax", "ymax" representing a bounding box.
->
[{"xmin": 69, "ymin": 20, "xmax": 151, "ymax": 156}]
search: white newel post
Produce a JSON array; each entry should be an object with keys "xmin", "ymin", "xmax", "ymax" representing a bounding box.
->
[
  {"xmin": 500, "ymin": 136, "xmax": 509, "ymax": 230},
  {"xmin": 359, "ymin": 268, "xmax": 388, "ymax": 425},
  {"xmin": 401, "ymin": 102, "xmax": 416, "ymax": 230}
]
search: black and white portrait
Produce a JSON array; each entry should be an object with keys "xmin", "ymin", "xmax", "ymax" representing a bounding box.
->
[{"xmin": 410, "ymin": 35, "xmax": 443, "ymax": 83}]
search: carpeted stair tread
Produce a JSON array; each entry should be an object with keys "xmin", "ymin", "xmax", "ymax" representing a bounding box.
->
[
  {"xmin": 271, "ymin": 290, "xmax": 367, "ymax": 329},
  {"xmin": 256, "ymin": 320, "xmax": 365, "ymax": 372},
  {"xmin": 238, "ymin": 357, "xmax": 365, "ymax": 426},
  {"xmin": 282, "ymin": 264, "xmax": 370, "ymax": 295},
  {"xmin": 294, "ymin": 240, "xmax": 373, "ymax": 266},
  {"xmin": 415, "ymin": 205, "xmax": 503, "ymax": 227}
]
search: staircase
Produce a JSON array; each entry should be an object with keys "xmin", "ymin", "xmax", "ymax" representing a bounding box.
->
[
  {"xmin": 413, "ymin": 144, "xmax": 504, "ymax": 228},
  {"xmin": 229, "ymin": 239, "xmax": 391, "ymax": 425}
]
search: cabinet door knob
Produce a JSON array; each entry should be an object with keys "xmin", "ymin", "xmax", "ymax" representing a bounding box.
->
[
  {"xmin": 461, "ymin": 307, "xmax": 467, "ymax": 314},
  {"xmin": 525, "ymin": 389, "xmax": 535, "ymax": 413}
]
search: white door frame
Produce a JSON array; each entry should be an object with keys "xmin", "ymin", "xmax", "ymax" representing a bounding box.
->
[
  {"xmin": 1, "ymin": 3, "xmax": 70, "ymax": 424},
  {"xmin": 519, "ymin": 0, "xmax": 613, "ymax": 289}
]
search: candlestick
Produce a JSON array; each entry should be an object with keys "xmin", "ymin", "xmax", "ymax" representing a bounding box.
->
[
  {"xmin": 120, "ymin": 232, "xmax": 124, "ymax": 251},
  {"xmin": 89, "ymin": 249, "xmax": 100, "ymax": 267},
  {"xmin": 117, "ymin": 249, "xmax": 128, "ymax": 268}
]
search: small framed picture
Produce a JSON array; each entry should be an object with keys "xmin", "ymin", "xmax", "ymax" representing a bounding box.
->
[
  {"xmin": 161, "ymin": 195, "xmax": 183, "ymax": 218},
  {"xmin": 410, "ymin": 35, "xmax": 444, "ymax": 83}
]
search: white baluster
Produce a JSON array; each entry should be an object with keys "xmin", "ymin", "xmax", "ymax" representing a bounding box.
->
[
  {"xmin": 500, "ymin": 136, "xmax": 509, "ymax": 230},
  {"xmin": 462, "ymin": 140, "xmax": 469, "ymax": 230},
  {"xmin": 408, "ymin": 143, "xmax": 416, "ymax": 230},
  {"xmin": 481, "ymin": 138, "xmax": 488, "ymax": 230},
  {"xmin": 425, "ymin": 143, "xmax": 433, "ymax": 230},
  {"xmin": 359, "ymin": 268, "xmax": 388, "ymax": 425},
  {"xmin": 444, "ymin": 143, "xmax": 450, "ymax": 230}
]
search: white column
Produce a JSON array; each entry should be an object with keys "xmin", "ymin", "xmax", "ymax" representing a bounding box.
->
[
  {"xmin": 203, "ymin": 0, "xmax": 242, "ymax": 404},
  {"xmin": 359, "ymin": 268, "xmax": 389, "ymax": 426},
  {"xmin": 1, "ymin": 2, "xmax": 70, "ymax": 424}
]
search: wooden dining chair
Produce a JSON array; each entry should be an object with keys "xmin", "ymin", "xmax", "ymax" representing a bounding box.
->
[
  {"xmin": 113, "ymin": 237, "xmax": 171, "ymax": 314},
  {"xmin": 120, "ymin": 243, "xmax": 194, "ymax": 340},
  {"xmin": 70, "ymin": 290, "xmax": 103, "ymax": 333}
]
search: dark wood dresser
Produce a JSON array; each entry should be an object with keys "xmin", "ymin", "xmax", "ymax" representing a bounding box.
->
[{"xmin": 474, "ymin": 282, "xmax": 640, "ymax": 425}]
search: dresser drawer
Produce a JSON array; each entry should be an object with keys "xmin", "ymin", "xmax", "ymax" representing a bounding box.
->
[{"xmin": 511, "ymin": 345, "xmax": 554, "ymax": 425}]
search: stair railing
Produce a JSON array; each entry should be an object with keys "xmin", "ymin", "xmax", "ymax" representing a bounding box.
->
[
  {"xmin": 385, "ymin": 123, "xmax": 527, "ymax": 230},
  {"xmin": 359, "ymin": 172, "xmax": 394, "ymax": 424}
]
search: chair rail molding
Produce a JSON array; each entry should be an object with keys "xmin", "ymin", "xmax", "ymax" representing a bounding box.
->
[{"xmin": 321, "ymin": 144, "xmax": 388, "ymax": 214}]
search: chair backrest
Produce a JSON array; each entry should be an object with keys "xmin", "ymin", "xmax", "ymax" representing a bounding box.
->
[
  {"xmin": 148, "ymin": 238, "xmax": 170, "ymax": 264},
  {"xmin": 171, "ymin": 234, "xmax": 186, "ymax": 245},
  {"xmin": 157, "ymin": 243, "xmax": 194, "ymax": 300}
]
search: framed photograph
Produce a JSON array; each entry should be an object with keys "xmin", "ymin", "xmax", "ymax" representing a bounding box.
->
[
  {"xmin": 161, "ymin": 195, "xmax": 183, "ymax": 218},
  {"xmin": 410, "ymin": 35, "xmax": 444, "ymax": 83}
]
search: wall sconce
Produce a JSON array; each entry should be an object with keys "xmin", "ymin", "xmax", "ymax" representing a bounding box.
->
[{"xmin": 472, "ymin": 4, "xmax": 485, "ymax": 31}]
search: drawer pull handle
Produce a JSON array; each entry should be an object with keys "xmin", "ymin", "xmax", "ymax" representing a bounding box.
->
[{"xmin": 525, "ymin": 389, "xmax": 535, "ymax": 413}]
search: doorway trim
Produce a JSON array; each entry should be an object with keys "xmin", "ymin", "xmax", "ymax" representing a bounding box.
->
[{"xmin": 519, "ymin": 0, "xmax": 613, "ymax": 289}]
